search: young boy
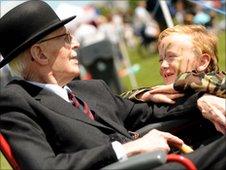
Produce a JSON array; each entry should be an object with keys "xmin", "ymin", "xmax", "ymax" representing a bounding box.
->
[
  {"xmin": 122, "ymin": 25, "xmax": 225, "ymax": 134},
  {"xmin": 122, "ymin": 25, "xmax": 225, "ymax": 100}
]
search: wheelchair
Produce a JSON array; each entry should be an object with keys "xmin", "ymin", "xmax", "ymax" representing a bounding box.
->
[{"xmin": 0, "ymin": 132, "xmax": 197, "ymax": 170}]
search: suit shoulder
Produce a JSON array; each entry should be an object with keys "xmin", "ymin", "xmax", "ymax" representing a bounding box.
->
[
  {"xmin": 1, "ymin": 80, "xmax": 26, "ymax": 96},
  {"xmin": 69, "ymin": 79, "xmax": 107, "ymax": 89},
  {"xmin": 0, "ymin": 80, "xmax": 36, "ymax": 107}
]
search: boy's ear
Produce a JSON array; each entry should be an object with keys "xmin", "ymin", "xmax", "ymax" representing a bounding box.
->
[
  {"xmin": 30, "ymin": 44, "xmax": 49, "ymax": 65},
  {"xmin": 197, "ymin": 53, "xmax": 211, "ymax": 72}
]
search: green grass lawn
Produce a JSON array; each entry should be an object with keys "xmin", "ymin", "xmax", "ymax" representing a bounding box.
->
[
  {"xmin": 217, "ymin": 31, "xmax": 226, "ymax": 71},
  {"xmin": 0, "ymin": 32, "xmax": 225, "ymax": 170},
  {"xmin": 0, "ymin": 151, "xmax": 11, "ymax": 170},
  {"xmin": 121, "ymin": 31, "xmax": 226, "ymax": 90}
]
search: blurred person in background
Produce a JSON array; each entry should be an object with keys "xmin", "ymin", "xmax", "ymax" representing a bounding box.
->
[
  {"xmin": 169, "ymin": 0, "xmax": 196, "ymax": 25},
  {"xmin": 174, "ymin": 0, "xmax": 186, "ymax": 24},
  {"xmin": 75, "ymin": 14, "xmax": 124, "ymax": 93},
  {"xmin": 146, "ymin": 0, "xmax": 167, "ymax": 32},
  {"xmin": 98, "ymin": 13, "xmax": 122, "ymax": 58},
  {"xmin": 123, "ymin": 20, "xmax": 137, "ymax": 48},
  {"xmin": 193, "ymin": 5, "xmax": 212, "ymax": 27},
  {"xmin": 133, "ymin": 0, "xmax": 160, "ymax": 53},
  {"xmin": 96, "ymin": 13, "xmax": 126, "ymax": 70},
  {"xmin": 75, "ymin": 22, "xmax": 102, "ymax": 47},
  {"xmin": 133, "ymin": 1, "xmax": 150, "ymax": 36},
  {"xmin": 122, "ymin": 25, "xmax": 226, "ymax": 135}
]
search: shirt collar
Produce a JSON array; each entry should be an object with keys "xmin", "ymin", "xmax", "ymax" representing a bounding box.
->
[{"xmin": 27, "ymin": 81, "xmax": 71, "ymax": 102}]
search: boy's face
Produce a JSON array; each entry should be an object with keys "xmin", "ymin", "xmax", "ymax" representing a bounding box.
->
[{"xmin": 158, "ymin": 33, "xmax": 199, "ymax": 84}]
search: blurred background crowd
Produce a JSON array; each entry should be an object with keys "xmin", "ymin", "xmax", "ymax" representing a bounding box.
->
[{"xmin": 1, "ymin": 0, "xmax": 225, "ymax": 94}]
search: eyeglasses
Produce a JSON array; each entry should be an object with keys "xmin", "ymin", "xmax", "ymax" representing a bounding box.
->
[{"xmin": 38, "ymin": 32, "xmax": 72, "ymax": 44}]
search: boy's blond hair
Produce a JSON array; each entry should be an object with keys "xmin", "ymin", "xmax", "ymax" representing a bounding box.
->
[{"xmin": 158, "ymin": 25, "xmax": 219, "ymax": 72}]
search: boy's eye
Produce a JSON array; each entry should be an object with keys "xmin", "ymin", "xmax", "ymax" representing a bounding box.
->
[
  {"xmin": 166, "ymin": 55, "xmax": 176, "ymax": 61},
  {"xmin": 168, "ymin": 55, "xmax": 173, "ymax": 58}
]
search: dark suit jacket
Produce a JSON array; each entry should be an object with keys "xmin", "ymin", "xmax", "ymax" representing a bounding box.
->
[{"xmin": 0, "ymin": 79, "xmax": 202, "ymax": 169}]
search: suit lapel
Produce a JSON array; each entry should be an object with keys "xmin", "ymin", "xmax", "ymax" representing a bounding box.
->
[
  {"xmin": 12, "ymin": 79, "xmax": 131, "ymax": 138},
  {"xmin": 75, "ymin": 92, "xmax": 131, "ymax": 138},
  {"xmin": 36, "ymin": 90, "xmax": 116, "ymax": 132}
]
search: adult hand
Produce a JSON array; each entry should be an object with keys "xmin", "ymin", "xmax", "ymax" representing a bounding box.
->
[
  {"xmin": 197, "ymin": 94, "xmax": 226, "ymax": 134},
  {"xmin": 123, "ymin": 129, "xmax": 184, "ymax": 157},
  {"xmin": 150, "ymin": 84, "xmax": 177, "ymax": 93},
  {"xmin": 138, "ymin": 84, "xmax": 184, "ymax": 104}
]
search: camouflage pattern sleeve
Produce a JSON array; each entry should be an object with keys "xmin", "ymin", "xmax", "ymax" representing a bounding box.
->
[
  {"xmin": 120, "ymin": 87, "xmax": 150, "ymax": 102},
  {"xmin": 174, "ymin": 71, "xmax": 226, "ymax": 98}
]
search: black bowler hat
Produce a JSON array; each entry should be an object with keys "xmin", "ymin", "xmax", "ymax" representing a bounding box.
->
[{"xmin": 0, "ymin": 0, "xmax": 76, "ymax": 68}]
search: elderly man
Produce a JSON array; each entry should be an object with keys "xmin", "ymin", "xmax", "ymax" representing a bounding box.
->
[{"xmin": 0, "ymin": 1, "xmax": 225, "ymax": 170}]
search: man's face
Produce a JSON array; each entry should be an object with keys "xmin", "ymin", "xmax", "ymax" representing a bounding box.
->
[
  {"xmin": 40, "ymin": 27, "xmax": 80, "ymax": 83},
  {"xmin": 158, "ymin": 33, "xmax": 199, "ymax": 84}
]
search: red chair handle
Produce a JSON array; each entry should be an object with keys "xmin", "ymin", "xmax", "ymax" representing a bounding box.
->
[
  {"xmin": 0, "ymin": 134, "xmax": 20, "ymax": 170},
  {"xmin": 167, "ymin": 154, "xmax": 197, "ymax": 170}
]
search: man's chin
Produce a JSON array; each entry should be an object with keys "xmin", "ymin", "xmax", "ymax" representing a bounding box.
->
[{"xmin": 72, "ymin": 72, "xmax": 80, "ymax": 79}]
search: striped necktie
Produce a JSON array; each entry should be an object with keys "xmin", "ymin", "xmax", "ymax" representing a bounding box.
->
[{"xmin": 68, "ymin": 91, "xmax": 95, "ymax": 120}]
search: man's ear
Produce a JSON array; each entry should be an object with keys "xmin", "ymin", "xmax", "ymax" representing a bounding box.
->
[
  {"xmin": 196, "ymin": 53, "xmax": 211, "ymax": 72},
  {"xmin": 30, "ymin": 44, "xmax": 49, "ymax": 65}
]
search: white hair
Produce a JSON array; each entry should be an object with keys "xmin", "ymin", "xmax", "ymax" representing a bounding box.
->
[{"xmin": 8, "ymin": 50, "xmax": 30, "ymax": 79}]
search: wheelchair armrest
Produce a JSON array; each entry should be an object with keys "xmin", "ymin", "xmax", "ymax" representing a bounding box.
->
[
  {"xmin": 136, "ymin": 118, "xmax": 193, "ymax": 137},
  {"xmin": 101, "ymin": 150, "xmax": 167, "ymax": 170}
]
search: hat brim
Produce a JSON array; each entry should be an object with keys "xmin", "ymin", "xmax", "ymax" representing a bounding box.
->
[{"xmin": 0, "ymin": 15, "xmax": 76, "ymax": 68}]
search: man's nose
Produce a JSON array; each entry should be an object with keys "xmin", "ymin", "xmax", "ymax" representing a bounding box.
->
[{"xmin": 71, "ymin": 36, "xmax": 80, "ymax": 49}]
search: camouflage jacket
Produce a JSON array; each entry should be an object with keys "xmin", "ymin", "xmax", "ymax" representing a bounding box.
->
[{"xmin": 121, "ymin": 71, "xmax": 226, "ymax": 101}]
